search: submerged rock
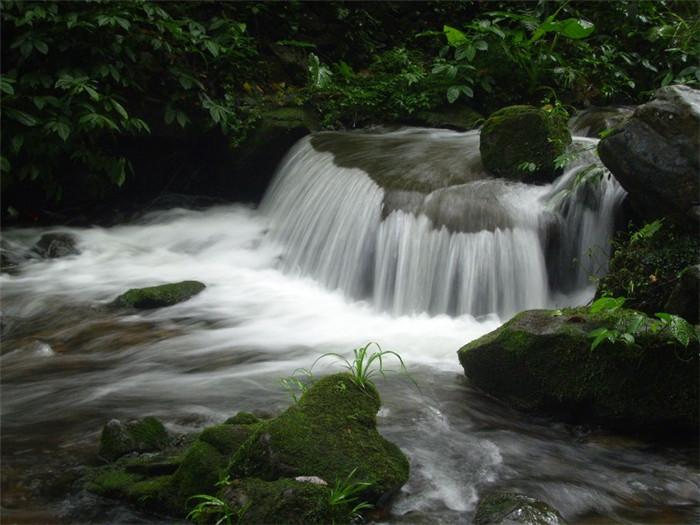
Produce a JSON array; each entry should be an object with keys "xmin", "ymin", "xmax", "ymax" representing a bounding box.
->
[
  {"xmin": 474, "ymin": 492, "xmax": 567, "ymax": 525},
  {"xmin": 33, "ymin": 232, "xmax": 80, "ymax": 258},
  {"xmin": 458, "ymin": 309, "xmax": 699, "ymax": 432},
  {"xmin": 598, "ymin": 84, "xmax": 700, "ymax": 228},
  {"xmin": 99, "ymin": 417, "xmax": 170, "ymax": 461},
  {"xmin": 113, "ymin": 280, "xmax": 205, "ymax": 309},
  {"xmin": 480, "ymin": 105, "xmax": 571, "ymax": 184}
]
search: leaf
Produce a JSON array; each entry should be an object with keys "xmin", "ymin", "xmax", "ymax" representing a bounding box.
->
[
  {"xmin": 34, "ymin": 40, "xmax": 48, "ymax": 54},
  {"xmin": 474, "ymin": 40, "xmax": 488, "ymax": 51},
  {"xmin": 0, "ymin": 156, "xmax": 10, "ymax": 173},
  {"xmin": 12, "ymin": 135, "xmax": 24, "ymax": 153},
  {"xmin": 446, "ymin": 85, "xmax": 460, "ymax": 104},
  {"xmin": 460, "ymin": 85, "xmax": 474, "ymax": 98},
  {"xmin": 555, "ymin": 18, "xmax": 595, "ymax": 40},
  {"xmin": 204, "ymin": 39, "xmax": 220, "ymax": 57},
  {"xmin": 0, "ymin": 77, "xmax": 15, "ymax": 95},
  {"xmin": 455, "ymin": 45, "xmax": 476, "ymax": 62},
  {"xmin": 443, "ymin": 25, "xmax": 468, "ymax": 47},
  {"xmin": 590, "ymin": 296, "xmax": 625, "ymax": 314},
  {"xmin": 6, "ymin": 108, "xmax": 38, "ymax": 126},
  {"xmin": 110, "ymin": 99, "xmax": 129, "ymax": 120}
]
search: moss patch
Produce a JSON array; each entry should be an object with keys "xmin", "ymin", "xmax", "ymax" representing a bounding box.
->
[
  {"xmin": 99, "ymin": 416, "xmax": 170, "ymax": 461},
  {"xmin": 480, "ymin": 105, "xmax": 571, "ymax": 183},
  {"xmin": 224, "ymin": 412, "xmax": 260, "ymax": 425},
  {"xmin": 458, "ymin": 308, "xmax": 699, "ymax": 433},
  {"xmin": 474, "ymin": 492, "xmax": 566, "ymax": 525},
  {"xmin": 228, "ymin": 373, "xmax": 409, "ymax": 503},
  {"xmin": 199, "ymin": 424, "xmax": 255, "ymax": 456},
  {"xmin": 113, "ymin": 280, "xmax": 205, "ymax": 309}
]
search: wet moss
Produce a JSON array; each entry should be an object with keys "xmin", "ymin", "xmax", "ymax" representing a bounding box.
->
[
  {"xmin": 474, "ymin": 492, "xmax": 566, "ymax": 525},
  {"xmin": 99, "ymin": 416, "xmax": 170, "ymax": 461},
  {"xmin": 171, "ymin": 440, "xmax": 227, "ymax": 511},
  {"xmin": 228, "ymin": 373, "xmax": 409, "ymax": 503},
  {"xmin": 199, "ymin": 424, "xmax": 255, "ymax": 456},
  {"xmin": 113, "ymin": 280, "xmax": 205, "ymax": 309},
  {"xmin": 480, "ymin": 105, "xmax": 571, "ymax": 183},
  {"xmin": 458, "ymin": 309, "xmax": 699, "ymax": 432}
]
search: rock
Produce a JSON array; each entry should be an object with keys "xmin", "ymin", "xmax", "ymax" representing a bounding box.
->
[
  {"xmin": 598, "ymin": 85, "xmax": 700, "ymax": 228},
  {"xmin": 225, "ymin": 412, "xmax": 261, "ymax": 425},
  {"xmin": 410, "ymin": 105, "xmax": 483, "ymax": 131},
  {"xmin": 99, "ymin": 417, "xmax": 170, "ymax": 461},
  {"xmin": 457, "ymin": 309, "xmax": 699, "ymax": 432},
  {"xmin": 474, "ymin": 492, "xmax": 567, "ymax": 525},
  {"xmin": 113, "ymin": 280, "xmax": 206, "ymax": 309},
  {"xmin": 597, "ymin": 222, "xmax": 699, "ymax": 317},
  {"xmin": 33, "ymin": 232, "xmax": 80, "ymax": 258},
  {"xmin": 480, "ymin": 105, "xmax": 571, "ymax": 183},
  {"xmin": 568, "ymin": 106, "xmax": 634, "ymax": 138},
  {"xmin": 229, "ymin": 373, "xmax": 410, "ymax": 504},
  {"xmin": 665, "ymin": 265, "xmax": 700, "ymax": 324}
]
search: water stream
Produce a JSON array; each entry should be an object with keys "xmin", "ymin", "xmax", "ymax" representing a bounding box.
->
[{"xmin": 1, "ymin": 127, "xmax": 698, "ymax": 524}]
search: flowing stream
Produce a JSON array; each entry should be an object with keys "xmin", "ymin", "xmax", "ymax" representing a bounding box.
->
[{"xmin": 1, "ymin": 126, "xmax": 698, "ymax": 524}]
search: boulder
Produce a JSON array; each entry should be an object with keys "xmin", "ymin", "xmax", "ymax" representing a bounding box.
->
[
  {"xmin": 457, "ymin": 309, "xmax": 699, "ymax": 432},
  {"xmin": 410, "ymin": 105, "xmax": 483, "ymax": 131},
  {"xmin": 598, "ymin": 85, "xmax": 700, "ymax": 228},
  {"xmin": 474, "ymin": 492, "xmax": 567, "ymax": 525},
  {"xmin": 568, "ymin": 106, "xmax": 634, "ymax": 138},
  {"xmin": 113, "ymin": 280, "xmax": 206, "ymax": 309},
  {"xmin": 99, "ymin": 417, "xmax": 170, "ymax": 462},
  {"xmin": 480, "ymin": 105, "xmax": 571, "ymax": 183},
  {"xmin": 228, "ymin": 373, "xmax": 410, "ymax": 504},
  {"xmin": 33, "ymin": 232, "xmax": 80, "ymax": 258},
  {"xmin": 665, "ymin": 265, "xmax": 700, "ymax": 324}
]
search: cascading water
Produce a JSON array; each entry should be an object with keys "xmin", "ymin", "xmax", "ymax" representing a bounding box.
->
[{"xmin": 261, "ymin": 127, "xmax": 626, "ymax": 318}]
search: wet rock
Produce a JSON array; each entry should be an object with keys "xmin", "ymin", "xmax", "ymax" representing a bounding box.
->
[
  {"xmin": 409, "ymin": 105, "xmax": 483, "ymax": 131},
  {"xmin": 474, "ymin": 492, "xmax": 567, "ymax": 525},
  {"xmin": 598, "ymin": 85, "xmax": 700, "ymax": 229},
  {"xmin": 568, "ymin": 106, "xmax": 634, "ymax": 138},
  {"xmin": 480, "ymin": 105, "xmax": 571, "ymax": 183},
  {"xmin": 229, "ymin": 373, "xmax": 409, "ymax": 505},
  {"xmin": 458, "ymin": 308, "xmax": 699, "ymax": 433},
  {"xmin": 99, "ymin": 417, "xmax": 170, "ymax": 461},
  {"xmin": 664, "ymin": 264, "xmax": 700, "ymax": 324},
  {"xmin": 113, "ymin": 280, "xmax": 205, "ymax": 309},
  {"xmin": 33, "ymin": 232, "xmax": 80, "ymax": 258},
  {"xmin": 225, "ymin": 412, "xmax": 261, "ymax": 425}
]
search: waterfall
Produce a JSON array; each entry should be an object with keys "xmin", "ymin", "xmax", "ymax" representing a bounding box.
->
[{"xmin": 260, "ymin": 127, "xmax": 626, "ymax": 318}]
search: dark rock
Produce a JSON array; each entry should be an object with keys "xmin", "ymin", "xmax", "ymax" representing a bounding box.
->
[
  {"xmin": 409, "ymin": 105, "xmax": 483, "ymax": 131},
  {"xmin": 458, "ymin": 308, "xmax": 699, "ymax": 433},
  {"xmin": 665, "ymin": 265, "xmax": 700, "ymax": 324},
  {"xmin": 480, "ymin": 105, "xmax": 571, "ymax": 183},
  {"xmin": 113, "ymin": 280, "xmax": 206, "ymax": 309},
  {"xmin": 474, "ymin": 492, "xmax": 567, "ymax": 525},
  {"xmin": 568, "ymin": 106, "xmax": 634, "ymax": 138},
  {"xmin": 99, "ymin": 417, "xmax": 170, "ymax": 462},
  {"xmin": 598, "ymin": 85, "xmax": 700, "ymax": 229},
  {"xmin": 33, "ymin": 232, "xmax": 80, "ymax": 258}
]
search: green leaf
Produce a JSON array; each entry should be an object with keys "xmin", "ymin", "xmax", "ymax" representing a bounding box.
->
[
  {"xmin": 6, "ymin": 108, "xmax": 38, "ymax": 127},
  {"xmin": 555, "ymin": 18, "xmax": 595, "ymax": 40},
  {"xmin": 474, "ymin": 40, "xmax": 488, "ymax": 51},
  {"xmin": 1, "ymin": 156, "xmax": 10, "ymax": 173},
  {"xmin": 1, "ymin": 77, "xmax": 15, "ymax": 95},
  {"xmin": 444, "ymin": 25, "xmax": 468, "ymax": 47},
  {"xmin": 110, "ymin": 99, "xmax": 129, "ymax": 120},
  {"xmin": 12, "ymin": 135, "xmax": 24, "ymax": 153},
  {"xmin": 204, "ymin": 39, "xmax": 220, "ymax": 57},
  {"xmin": 590, "ymin": 296, "xmax": 625, "ymax": 314},
  {"xmin": 34, "ymin": 40, "xmax": 49, "ymax": 54},
  {"xmin": 446, "ymin": 85, "xmax": 460, "ymax": 104}
]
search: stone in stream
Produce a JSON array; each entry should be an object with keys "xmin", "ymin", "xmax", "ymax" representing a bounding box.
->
[
  {"xmin": 479, "ymin": 105, "xmax": 572, "ymax": 184},
  {"xmin": 598, "ymin": 84, "xmax": 700, "ymax": 229},
  {"xmin": 474, "ymin": 492, "xmax": 567, "ymax": 525},
  {"xmin": 458, "ymin": 308, "xmax": 699, "ymax": 433},
  {"xmin": 99, "ymin": 417, "xmax": 171, "ymax": 461},
  {"xmin": 113, "ymin": 280, "xmax": 206, "ymax": 309},
  {"xmin": 33, "ymin": 232, "xmax": 80, "ymax": 258}
]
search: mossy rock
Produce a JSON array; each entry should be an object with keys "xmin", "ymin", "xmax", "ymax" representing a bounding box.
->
[
  {"xmin": 480, "ymin": 105, "xmax": 571, "ymax": 183},
  {"xmin": 219, "ymin": 477, "xmax": 350, "ymax": 525},
  {"xmin": 411, "ymin": 105, "xmax": 484, "ymax": 131},
  {"xmin": 99, "ymin": 417, "xmax": 170, "ymax": 461},
  {"xmin": 474, "ymin": 492, "xmax": 567, "ymax": 525},
  {"xmin": 224, "ymin": 412, "xmax": 260, "ymax": 426},
  {"xmin": 458, "ymin": 309, "xmax": 699, "ymax": 433},
  {"xmin": 113, "ymin": 280, "xmax": 205, "ymax": 309},
  {"xmin": 228, "ymin": 373, "xmax": 410, "ymax": 504}
]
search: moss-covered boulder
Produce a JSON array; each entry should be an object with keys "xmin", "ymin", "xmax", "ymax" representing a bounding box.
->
[
  {"xmin": 458, "ymin": 309, "xmax": 699, "ymax": 432},
  {"xmin": 597, "ymin": 222, "xmax": 699, "ymax": 320},
  {"xmin": 474, "ymin": 492, "xmax": 567, "ymax": 525},
  {"xmin": 99, "ymin": 417, "xmax": 170, "ymax": 461},
  {"xmin": 113, "ymin": 280, "xmax": 205, "ymax": 309},
  {"xmin": 220, "ymin": 477, "xmax": 351, "ymax": 525},
  {"xmin": 229, "ymin": 373, "xmax": 410, "ymax": 504},
  {"xmin": 480, "ymin": 105, "xmax": 571, "ymax": 183}
]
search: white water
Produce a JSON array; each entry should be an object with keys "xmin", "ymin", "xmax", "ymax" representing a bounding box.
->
[{"xmin": 262, "ymin": 129, "xmax": 626, "ymax": 318}]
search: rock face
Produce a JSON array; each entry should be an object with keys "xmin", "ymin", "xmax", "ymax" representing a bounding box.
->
[
  {"xmin": 458, "ymin": 309, "xmax": 699, "ymax": 432},
  {"xmin": 99, "ymin": 417, "xmax": 170, "ymax": 461},
  {"xmin": 474, "ymin": 492, "xmax": 567, "ymax": 525},
  {"xmin": 480, "ymin": 105, "xmax": 571, "ymax": 183},
  {"xmin": 86, "ymin": 375, "xmax": 408, "ymax": 523},
  {"xmin": 598, "ymin": 84, "xmax": 700, "ymax": 228},
  {"xmin": 665, "ymin": 264, "xmax": 700, "ymax": 324},
  {"xmin": 33, "ymin": 232, "xmax": 80, "ymax": 258},
  {"xmin": 113, "ymin": 280, "xmax": 206, "ymax": 309}
]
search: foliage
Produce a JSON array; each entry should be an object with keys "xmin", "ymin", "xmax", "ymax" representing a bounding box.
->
[
  {"xmin": 588, "ymin": 296, "xmax": 698, "ymax": 350},
  {"xmin": 186, "ymin": 494, "xmax": 236, "ymax": 525},
  {"xmin": 1, "ymin": 1, "xmax": 258, "ymax": 203},
  {"xmin": 280, "ymin": 367, "xmax": 314, "ymax": 404},
  {"xmin": 313, "ymin": 342, "xmax": 411, "ymax": 391},
  {"xmin": 328, "ymin": 467, "xmax": 374, "ymax": 520}
]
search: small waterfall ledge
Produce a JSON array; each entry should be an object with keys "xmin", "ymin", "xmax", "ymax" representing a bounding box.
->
[{"xmin": 261, "ymin": 128, "xmax": 626, "ymax": 318}]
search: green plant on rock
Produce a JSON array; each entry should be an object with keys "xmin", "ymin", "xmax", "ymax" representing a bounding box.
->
[
  {"xmin": 328, "ymin": 467, "xmax": 374, "ymax": 521},
  {"xmin": 280, "ymin": 367, "xmax": 314, "ymax": 404},
  {"xmin": 186, "ymin": 494, "xmax": 235, "ymax": 525},
  {"xmin": 313, "ymin": 342, "xmax": 411, "ymax": 391}
]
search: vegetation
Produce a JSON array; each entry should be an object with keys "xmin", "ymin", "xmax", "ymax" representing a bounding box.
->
[{"xmin": 327, "ymin": 467, "xmax": 374, "ymax": 520}]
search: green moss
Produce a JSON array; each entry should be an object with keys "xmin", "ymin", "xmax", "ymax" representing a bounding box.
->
[
  {"xmin": 224, "ymin": 412, "xmax": 260, "ymax": 425},
  {"xmin": 480, "ymin": 105, "xmax": 571, "ymax": 183},
  {"xmin": 199, "ymin": 424, "xmax": 254, "ymax": 456},
  {"xmin": 171, "ymin": 440, "xmax": 227, "ymax": 511},
  {"xmin": 114, "ymin": 280, "xmax": 206, "ymax": 309},
  {"xmin": 458, "ymin": 309, "xmax": 699, "ymax": 432},
  {"xmin": 220, "ymin": 477, "xmax": 350, "ymax": 525},
  {"xmin": 99, "ymin": 416, "xmax": 170, "ymax": 461},
  {"xmin": 474, "ymin": 492, "xmax": 566, "ymax": 525},
  {"xmin": 86, "ymin": 469, "xmax": 141, "ymax": 498},
  {"xmin": 228, "ymin": 373, "xmax": 409, "ymax": 503}
]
